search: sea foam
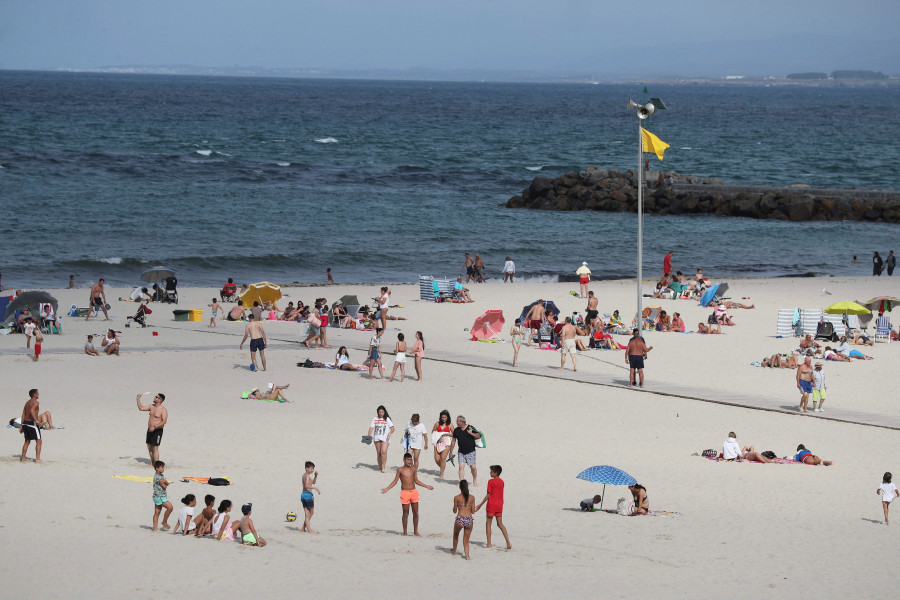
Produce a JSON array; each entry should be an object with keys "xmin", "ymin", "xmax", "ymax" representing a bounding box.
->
[
  {"xmin": 315, "ymin": 137, "xmax": 339, "ymax": 144},
  {"xmin": 196, "ymin": 150, "xmax": 213, "ymax": 156}
]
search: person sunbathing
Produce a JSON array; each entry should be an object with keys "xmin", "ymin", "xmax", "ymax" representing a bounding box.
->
[
  {"xmin": 835, "ymin": 337, "xmax": 874, "ymax": 360},
  {"xmin": 850, "ymin": 331, "xmax": 874, "ymax": 346},
  {"xmin": 822, "ymin": 346, "xmax": 851, "ymax": 362},
  {"xmin": 795, "ymin": 444, "xmax": 833, "ymax": 466},
  {"xmin": 761, "ymin": 353, "xmax": 798, "ymax": 368},
  {"xmin": 698, "ymin": 322, "xmax": 721, "ymax": 334},
  {"xmin": 249, "ymin": 384, "xmax": 290, "ymax": 402},
  {"xmin": 722, "ymin": 301, "xmax": 755, "ymax": 309},
  {"xmin": 740, "ymin": 445, "xmax": 771, "ymax": 463}
]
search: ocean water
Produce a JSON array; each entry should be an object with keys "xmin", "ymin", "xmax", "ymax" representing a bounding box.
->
[{"xmin": 1, "ymin": 71, "xmax": 898, "ymax": 288}]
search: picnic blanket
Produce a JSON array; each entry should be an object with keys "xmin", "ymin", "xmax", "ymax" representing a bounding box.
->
[
  {"xmin": 699, "ymin": 454, "xmax": 805, "ymax": 465},
  {"xmin": 563, "ymin": 507, "xmax": 683, "ymax": 517}
]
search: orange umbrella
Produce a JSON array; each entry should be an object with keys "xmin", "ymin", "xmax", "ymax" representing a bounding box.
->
[{"xmin": 471, "ymin": 310, "xmax": 505, "ymax": 341}]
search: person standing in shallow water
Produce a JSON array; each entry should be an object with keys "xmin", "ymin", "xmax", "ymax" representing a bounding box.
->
[{"xmin": 873, "ymin": 251, "xmax": 883, "ymax": 276}]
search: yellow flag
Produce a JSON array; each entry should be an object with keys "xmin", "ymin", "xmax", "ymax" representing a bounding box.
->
[{"xmin": 641, "ymin": 128, "xmax": 670, "ymax": 161}]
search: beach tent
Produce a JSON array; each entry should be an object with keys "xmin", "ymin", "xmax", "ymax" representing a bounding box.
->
[
  {"xmin": 239, "ymin": 282, "xmax": 282, "ymax": 307},
  {"xmin": 519, "ymin": 300, "xmax": 560, "ymax": 324},
  {"xmin": 700, "ymin": 283, "xmax": 729, "ymax": 307},
  {"xmin": 3, "ymin": 291, "xmax": 59, "ymax": 325},
  {"xmin": 471, "ymin": 310, "xmax": 505, "ymax": 341}
]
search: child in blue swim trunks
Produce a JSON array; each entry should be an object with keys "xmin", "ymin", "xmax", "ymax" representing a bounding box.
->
[{"xmin": 301, "ymin": 461, "xmax": 321, "ymax": 534}]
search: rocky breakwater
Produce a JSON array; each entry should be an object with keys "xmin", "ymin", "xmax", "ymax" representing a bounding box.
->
[{"xmin": 506, "ymin": 168, "xmax": 900, "ymax": 223}]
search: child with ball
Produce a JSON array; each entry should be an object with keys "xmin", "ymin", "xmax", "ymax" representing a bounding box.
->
[{"xmin": 301, "ymin": 461, "xmax": 321, "ymax": 533}]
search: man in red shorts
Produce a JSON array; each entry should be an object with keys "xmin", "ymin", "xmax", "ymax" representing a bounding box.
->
[{"xmin": 525, "ymin": 300, "xmax": 546, "ymax": 346}]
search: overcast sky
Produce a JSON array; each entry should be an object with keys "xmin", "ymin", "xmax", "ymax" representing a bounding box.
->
[{"xmin": 1, "ymin": 0, "xmax": 897, "ymax": 76}]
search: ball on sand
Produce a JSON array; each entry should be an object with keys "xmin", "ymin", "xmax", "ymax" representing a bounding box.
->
[{"xmin": 286, "ymin": 511, "xmax": 297, "ymax": 522}]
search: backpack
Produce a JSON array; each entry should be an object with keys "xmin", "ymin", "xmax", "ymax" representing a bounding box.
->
[{"xmin": 208, "ymin": 477, "xmax": 230, "ymax": 486}]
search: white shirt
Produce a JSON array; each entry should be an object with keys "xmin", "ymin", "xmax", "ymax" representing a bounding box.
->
[
  {"xmin": 813, "ymin": 369, "xmax": 826, "ymax": 390},
  {"xmin": 23, "ymin": 322, "xmax": 35, "ymax": 337},
  {"xmin": 879, "ymin": 482, "xmax": 898, "ymax": 502},
  {"xmin": 722, "ymin": 437, "xmax": 741, "ymax": 460},
  {"xmin": 379, "ymin": 293, "xmax": 390, "ymax": 309},
  {"xmin": 178, "ymin": 506, "xmax": 195, "ymax": 532},
  {"xmin": 370, "ymin": 417, "xmax": 393, "ymax": 442},
  {"xmin": 406, "ymin": 423, "xmax": 428, "ymax": 450},
  {"xmin": 503, "ymin": 260, "xmax": 515, "ymax": 273}
]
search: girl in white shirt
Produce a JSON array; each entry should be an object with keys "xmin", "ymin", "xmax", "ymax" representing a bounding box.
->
[
  {"xmin": 173, "ymin": 494, "xmax": 197, "ymax": 536},
  {"xmin": 877, "ymin": 472, "xmax": 897, "ymax": 526}
]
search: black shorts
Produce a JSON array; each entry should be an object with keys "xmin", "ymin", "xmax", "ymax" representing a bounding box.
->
[
  {"xmin": 628, "ymin": 355, "xmax": 645, "ymax": 369},
  {"xmin": 92, "ymin": 297, "xmax": 104, "ymax": 308},
  {"xmin": 250, "ymin": 338, "xmax": 265, "ymax": 352},
  {"xmin": 146, "ymin": 428, "xmax": 163, "ymax": 447},
  {"xmin": 22, "ymin": 421, "xmax": 41, "ymax": 441},
  {"xmin": 586, "ymin": 310, "xmax": 599, "ymax": 321},
  {"xmin": 466, "ymin": 266, "xmax": 474, "ymax": 275}
]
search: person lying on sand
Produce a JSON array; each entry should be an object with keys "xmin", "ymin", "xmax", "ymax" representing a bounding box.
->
[{"xmin": 249, "ymin": 383, "xmax": 289, "ymax": 402}]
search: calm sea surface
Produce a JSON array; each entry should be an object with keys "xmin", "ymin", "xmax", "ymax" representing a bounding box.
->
[{"xmin": 1, "ymin": 71, "xmax": 898, "ymax": 288}]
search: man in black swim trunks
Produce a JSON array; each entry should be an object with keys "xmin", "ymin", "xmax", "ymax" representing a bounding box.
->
[
  {"xmin": 464, "ymin": 253, "xmax": 475, "ymax": 284},
  {"xmin": 19, "ymin": 389, "xmax": 43, "ymax": 463},
  {"xmin": 626, "ymin": 328, "xmax": 653, "ymax": 388},
  {"xmin": 137, "ymin": 392, "xmax": 167, "ymax": 467},
  {"xmin": 240, "ymin": 313, "xmax": 268, "ymax": 372},
  {"xmin": 85, "ymin": 278, "xmax": 110, "ymax": 321}
]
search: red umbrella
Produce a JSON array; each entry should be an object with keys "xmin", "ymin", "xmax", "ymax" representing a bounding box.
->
[{"xmin": 471, "ymin": 310, "xmax": 505, "ymax": 341}]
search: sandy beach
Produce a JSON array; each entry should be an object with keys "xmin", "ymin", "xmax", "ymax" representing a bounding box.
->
[{"xmin": 2, "ymin": 276, "xmax": 898, "ymax": 598}]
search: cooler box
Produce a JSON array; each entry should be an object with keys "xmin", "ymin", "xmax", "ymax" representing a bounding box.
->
[
  {"xmin": 173, "ymin": 310, "xmax": 190, "ymax": 322},
  {"xmin": 188, "ymin": 309, "xmax": 203, "ymax": 322}
]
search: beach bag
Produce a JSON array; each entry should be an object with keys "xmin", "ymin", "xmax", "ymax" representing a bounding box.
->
[
  {"xmin": 471, "ymin": 426, "xmax": 487, "ymax": 449},
  {"xmin": 309, "ymin": 314, "xmax": 321, "ymax": 327},
  {"xmin": 208, "ymin": 478, "xmax": 230, "ymax": 486},
  {"xmin": 617, "ymin": 498, "xmax": 633, "ymax": 516},
  {"xmin": 707, "ymin": 313, "xmax": 717, "ymax": 324}
]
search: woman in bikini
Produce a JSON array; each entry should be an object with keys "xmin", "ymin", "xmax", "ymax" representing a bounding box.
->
[
  {"xmin": 628, "ymin": 484, "xmax": 649, "ymax": 515},
  {"xmin": 249, "ymin": 383, "xmax": 290, "ymax": 402},
  {"xmin": 510, "ymin": 319, "xmax": 525, "ymax": 367},
  {"xmin": 451, "ymin": 479, "xmax": 476, "ymax": 559},
  {"xmin": 432, "ymin": 410, "xmax": 454, "ymax": 478},
  {"xmin": 410, "ymin": 331, "xmax": 425, "ymax": 382},
  {"xmin": 794, "ymin": 444, "xmax": 834, "ymax": 466}
]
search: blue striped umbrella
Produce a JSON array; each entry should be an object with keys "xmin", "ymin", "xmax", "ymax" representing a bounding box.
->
[{"xmin": 576, "ymin": 465, "xmax": 638, "ymax": 510}]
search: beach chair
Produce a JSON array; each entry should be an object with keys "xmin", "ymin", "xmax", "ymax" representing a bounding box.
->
[
  {"xmin": 821, "ymin": 313, "xmax": 846, "ymax": 338},
  {"xmin": 846, "ymin": 314, "xmax": 865, "ymax": 333},
  {"xmin": 776, "ymin": 308, "xmax": 796, "ymax": 337},
  {"xmin": 874, "ymin": 315, "xmax": 892, "ymax": 343},
  {"xmin": 798, "ymin": 309, "xmax": 823, "ymax": 338}
]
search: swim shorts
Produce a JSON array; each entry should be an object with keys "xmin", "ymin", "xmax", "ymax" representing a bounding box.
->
[
  {"xmin": 628, "ymin": 355, "xmax": 645, "ymax": 369},
  {"xmin": 243, "ymin": 533, "xmax": 257, "ymax": 544},
  {"xmin": 146, "ymin": 427, "xmax": 164, "ymax": 447},
  {"xmin": 153, "ymin": 496, "xmax": 168, "ymax": 506},
  {"xmin": 466, "ymin": 266, "xmax": 474, "ymax": 275},
  {"xmin": 812, "ymin": 389, "xmax": 826, "ymax": 401},
  {"xmin": 459, "ymin": 450, "xmax": 476, "ymax": 465},
  {"xmin": 34, "ymin": 343, "xmax": 41, "ymax": 357},
  {"xmin": 400, "ymin": 489, "xmax": 420, "ymax": 505},
  {"xmin": 22, "ymin": 420, "xmax": 41, "ymax": 441},
  {"xmin": 301, "ymin": 490, "xmax": 315, "ymax": 509},
  {"xmin": 561, "ymin": 338, "xmax": 576, "ymax": 355},
  {"xmin": 249, "ymin": 338, "xmax": 265, "ymax": 352},
  {"xmin": 92, "ymin": 296, "xmax": 104, "ymax": 307},
  {"xmin": 799, "ymin": 380, "xmax": 813, "ymax": 394},
  {"xmin": 580, "ymin": 277, "xmax": 589, "ymax": 284}
]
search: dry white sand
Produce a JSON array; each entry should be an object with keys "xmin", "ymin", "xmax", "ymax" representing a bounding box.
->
[{"xmin": 1, "ymin": 277, "xmax": 898, "ymax": 598}]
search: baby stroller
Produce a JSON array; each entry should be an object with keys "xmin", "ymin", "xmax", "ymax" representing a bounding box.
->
[
  {"xmin": 162, "ymin": 277, "xmax": 178, "ymax": 304},
  {"xmin": 126, "ymin": 303, "xmax": 152, "ymax": 327},
  {"xmin": 814, "ymin": 320, "xmax": 837, "ymax": 342}
]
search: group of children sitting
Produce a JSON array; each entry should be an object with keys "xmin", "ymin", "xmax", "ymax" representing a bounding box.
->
[{"xmin": 651, "ymin": 269, "xmax": 707, "ymax": 300}]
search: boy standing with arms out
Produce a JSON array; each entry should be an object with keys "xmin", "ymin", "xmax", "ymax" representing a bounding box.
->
[
  {"xmin": 381, "ymin": 453, "xmax": 434, "ymax": 536},
  {"xmin": 475, "ymin": 465, "xmax": 511, "ymax": 549},
  {"xmin": 152, "ymin": 460, "xmax": 173, "ymax": 531},
  {"xmin": 301, "ymin": 461, "xmax": 321, "ymax": 534}
]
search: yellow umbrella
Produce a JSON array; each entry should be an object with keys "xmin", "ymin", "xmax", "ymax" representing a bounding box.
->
[
  {"xmin": 824, "ymin": 301, "xmax": 871, "ymax": 316},
  {"xmin": 239, "ymin": 281, "xmax": 282, "ymax": 307}
]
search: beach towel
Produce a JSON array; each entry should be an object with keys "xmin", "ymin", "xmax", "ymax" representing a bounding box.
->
[
  {"xmin": 563, "ymin": 507, "xmax": 683, "ymax": 517},
  {"xmin": 325, "ymin": 364, "xmax": 367, "ymax": 371},
  {"xmin": 240, "ymin": 391, "xmax": 288, "ymax": 402},
  {"xmin": 698, "ymin": 454, "xmax": 806, "ymax": 465},
  {"xmin": 112, "ymin": 475, "xmax": 154, "ymax": 483}
]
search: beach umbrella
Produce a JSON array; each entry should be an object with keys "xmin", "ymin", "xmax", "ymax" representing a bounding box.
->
[
  {"xmin": 861, "ymin": 296, "xmax": 900, "ymax": 313},
  {"xmin": 4, "ymin": 291, "xmax": 58, "ymax": 325},
  {"xmin": 471, "ymin": 310, "xmax": 505, "ymax": 341},
  {"xmin": 824, "ymin": 301, "xmax": 871, "ymax": 316},
  {"xmin": 519, "ymin": 299, "xmax": 561, "ymax": 324},
  {"xmin": 240, "ymin": 281, "xmax": 282, "ymax": 307},
  {"xmin": 140, "ymin": 266, "xmax": 176, "ymax": 283},
  {"xmin": 336, "ymin": 294, "xmax": 360, "ymax": 308},
  {"xmin": 700, "ymin": 283, "xmax": 729, "ymax": 307},
  {"xmin": 576, "ymin": 465, "xmax": 638, "ymax": 510}
]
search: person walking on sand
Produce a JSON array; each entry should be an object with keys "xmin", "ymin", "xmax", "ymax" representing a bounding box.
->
[
  {"xmin": 463, "ymin": 252, "xmax": 475, "ymax": 283},
  {"xmin": 525, "ymin": 300, "xmax": 546, "ymax": 346},
  {"xmin": 85, "ymin": 278, "xmax": 110, "ymax": 321},
  {"xmin": 663, "ymin": 251, "xmax": 674, "ymax": 276},
  {"xmin": 558, "ymin": 317, "xmax": 582, "ymax": 372},
  {"xmin": 510, "ymin": 319, "xmax": 525, "ymax": 367},
  {"xmin": 811, "ymin": 361, "xmax": 827, "ymax": 412},
  {"xmin": 381, "ymin": 452, "xmax": 434, "ymax": 536},
  {"xmin": 301, "ymin": 461, "xmax": 321, "ymax": 533},
  {"xmin": 449, "ymin": 415, "xmax": 482, "ymax": 487},
  {"xmin": 151, "ymin": 460, "xmax": 173, "ymax": 531},
  {"xmin": 474, "ymin": 254, "xmax": 485, "ymax": 282},
  {"xmin": 887, "ymin": 251, "xmax": 896, "ymax": 277},
  {"xmin": 796, "ymin": 356, "xmax": 814, "ymax": 412},
  {"xmin": 137, "ymin": 392, "xmax": 167, "ymax": 467},
  {"xmin": 575, "ymin": 262, "xmax": 591, "ymax": 298},
  {"xmin": 877, "ymin": 472, "xmax": 897, "ymax": 525},
  {"xmin": 432, "ymin": 410, "xmax": 454, "ymax": 479},
  {"xmin": 626, "ymin": 328, "xmax": 653, "ymax": 388},
  {"xmin": 208, "ymin": 299, "xmax": 222, "ymax": 328},
  {"xmin": 405, "ymin": 414, "xmax": 428, "ymax": 471},
  {"xmin": 585, "ymin": 291, "xmax": 599, "ymax": 324},
  {"xmin": 240, "ymin": 313, "xmax": 267, "ymax": 372},
  {"xmin": 451, "ymin": 479, "xmax": 476, "ymax": 559},
  {"xmin": 387, "ymin": 333, "xmax": 407, "ymax": 382},
  {"xmin": 410, "ymin": 331, "xmax": 425, "ymax": 381},
  {"xmin": 368, "ymin": 405, "xmax": 394, "ymax": 473},
  {"xmin": 376, "ymin": 287, "xmax": 390, "ymax": 330},
  {"xmin": 19, "ymin": 389, "xmax": 43, "ymax": 463},
  {"xmin": 367, "ymin": 328, "xmax": 386, "ymax": 379},
  {"xmin": 474, "ymin": 465, "xmax": 511, "ymax": 550},
  {"xmin": 32, "ymin": 327, "xmax": 43, "ymax": 362}
]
